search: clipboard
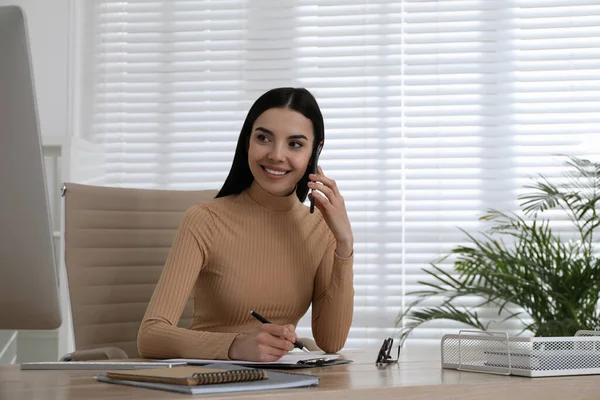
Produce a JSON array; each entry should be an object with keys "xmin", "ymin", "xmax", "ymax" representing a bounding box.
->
[
  {"xmin": 238, "ymin": 357, "xmax": 352, "ymax": 369},
  {"xmin": 165, "ymin": 354, "xmax": 352, "ymax": 369}
]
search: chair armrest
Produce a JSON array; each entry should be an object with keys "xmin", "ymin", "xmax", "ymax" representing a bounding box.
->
[
  {"xmin": 299, "ymin": 337, "xmax": 322, "ymax": 352},
  {"xmin": 60, "ymin": 347, "xmax": 129, "ymax": 361}
]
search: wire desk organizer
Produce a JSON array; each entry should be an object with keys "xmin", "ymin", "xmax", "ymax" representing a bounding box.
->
[{"xmin": 441, "ymin": 329, "xmax": 600, "ymax": 377}]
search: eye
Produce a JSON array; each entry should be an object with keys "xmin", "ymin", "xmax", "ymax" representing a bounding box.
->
[
  {"xmin": 289, "ymin": 141, "xmax": 303, "ymax": 149},
  {"xmin": 256, "ymin": 134, "xmax": 270, "ymax": 143}
]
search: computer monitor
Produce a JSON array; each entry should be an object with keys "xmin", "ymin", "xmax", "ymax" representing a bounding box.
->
[{"xmin": 0, "ymin": 5, "xmax": 62, "ymax": 329}]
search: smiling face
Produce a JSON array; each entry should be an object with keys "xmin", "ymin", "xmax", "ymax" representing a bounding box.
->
[{"xmin": 247, "ymin": 107, "xmax": 315, "ymax": 197}]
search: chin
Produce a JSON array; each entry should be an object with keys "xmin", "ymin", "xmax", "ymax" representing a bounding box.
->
[{"xmin": 257, "ymin": 180, "xmax": 295, "ymax": 197}]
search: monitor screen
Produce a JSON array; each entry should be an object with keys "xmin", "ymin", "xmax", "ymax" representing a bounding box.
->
[{"xmin": 0, "ymin": 5, "xmax": 62, "ymax": 330}]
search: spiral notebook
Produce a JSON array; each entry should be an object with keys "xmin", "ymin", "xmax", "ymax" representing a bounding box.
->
[
  {"xmin": 97, "ymin": 363, "xmax": 319, "ymax": 395},
  {"xmin": 104, "ymin": 365, "xmax": 267, "ymax": 386}
]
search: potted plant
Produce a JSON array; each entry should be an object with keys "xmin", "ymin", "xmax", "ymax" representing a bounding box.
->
[{"xmin": 396, "ymin": 156, "xmax": 600, "ymax": 344}]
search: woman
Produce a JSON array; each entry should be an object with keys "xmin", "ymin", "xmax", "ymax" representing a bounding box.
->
[{"xmin": 137, "ymin": 88, "xmax": 354, "ymax": 361}]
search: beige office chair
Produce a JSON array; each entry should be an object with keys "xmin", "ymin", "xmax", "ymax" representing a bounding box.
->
[
  {"xmin": 61, "ymin": 183, "xmax": 319, "ymax": 361},
  {"xmin": 61, "ymin": 182, "xmax": 217, "ymax": 360}
]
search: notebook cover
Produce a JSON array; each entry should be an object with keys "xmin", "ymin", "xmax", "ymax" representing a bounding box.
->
[
  {"xmin": 97, "ymin": 363, "xmax": 319, "ymax": 395},
  {"xmin": 105, "ymin": 365, "xmax": 267, "ymax": 386}
]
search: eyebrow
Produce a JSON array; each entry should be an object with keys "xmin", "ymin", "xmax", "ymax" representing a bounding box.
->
[{"xmin": 254, "ymin": 127, "xmax": 309, "ymax": 141}]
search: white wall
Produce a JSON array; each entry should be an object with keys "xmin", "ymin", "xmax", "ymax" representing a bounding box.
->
[{"xmin": 0, "ymin": 0, "xmax": 71, "ymax": 138}]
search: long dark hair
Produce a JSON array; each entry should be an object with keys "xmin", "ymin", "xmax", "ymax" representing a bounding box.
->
[{"xmin": 216, "ymin": 87, "xmax": 324, "ymax": 202}]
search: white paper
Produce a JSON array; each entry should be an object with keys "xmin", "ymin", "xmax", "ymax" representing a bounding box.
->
[{"xmin": 164, "ymin": 352, "xmax": 341, "ymax": 366}]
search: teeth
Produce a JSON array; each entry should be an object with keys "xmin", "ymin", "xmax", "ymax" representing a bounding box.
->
[{"xmin": 265, "ymin": 167, "xmax": 287, "ymax": 176}]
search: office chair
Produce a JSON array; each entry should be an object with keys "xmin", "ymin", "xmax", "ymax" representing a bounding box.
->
[
  {"xmin": 61, "ymin": 183, "xmax": 319, "ymax": 361},
  {"xmin": 61, "ymin": 183, "xmax": 216, "ymax": 360}
]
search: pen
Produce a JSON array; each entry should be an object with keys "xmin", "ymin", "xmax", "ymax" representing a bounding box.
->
[{"xmin": 250, "ymin": 310, "xmax": 311, "ymax": 354}]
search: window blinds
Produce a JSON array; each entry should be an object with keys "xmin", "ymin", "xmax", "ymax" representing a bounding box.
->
[{"xmin": 90, "ymin": 0, "xmax": 600, "ymax": 348}]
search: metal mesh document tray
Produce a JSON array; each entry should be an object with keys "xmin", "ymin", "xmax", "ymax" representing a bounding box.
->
[{"xmin": 441, "ymin": 329, "xmax": 600, "ymax": 378}]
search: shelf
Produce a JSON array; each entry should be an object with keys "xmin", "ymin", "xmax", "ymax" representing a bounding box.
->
[
  {"xmin": 41, "ymin": 135, "xmax": 68, "ymax": 148},
  {"xmin": 42, "ymin": 135, "xmax": 99, "ymax": 154}
]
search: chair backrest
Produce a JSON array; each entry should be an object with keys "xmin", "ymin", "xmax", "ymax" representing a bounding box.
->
[{"xmin": 63, "ymin": 183, "xmax": 217, "ymax": 358}]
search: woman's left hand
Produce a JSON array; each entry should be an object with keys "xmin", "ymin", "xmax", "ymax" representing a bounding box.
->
[{"xmin": 308, "ymin": 166, "xmax": 354, "ymax": 258}]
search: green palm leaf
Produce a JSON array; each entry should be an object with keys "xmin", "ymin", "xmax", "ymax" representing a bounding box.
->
[
  {"xmin": 397, "ymin": 304, "xmax": 488, "ymax": 345},
  {"xmin": 396, "ymin": 156, "xmax": 600, "ymax": 346}
]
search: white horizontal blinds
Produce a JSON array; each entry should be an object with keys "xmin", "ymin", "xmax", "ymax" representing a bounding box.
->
[
  {"xmin": 94, "ymin": 0, "xmax": 250, "ymax": 189},
  {"xmin": 401, "ymin": 0, "xmax": 596, "ymax": 347},
  {"xmin": 510, "ymin": 1, "xmax": 600, "ymax": 244},
  {"xmin": 402, "ymin": 0, "xmax": 502, "ymax": 347},
  {"xmin": 511, "ymin": 0, "xmax": 600, "ymax": 185},
  {"xmin": 509, "ymin": 1, "xmax": 600, "ymax": 299},
  {"xmin": 293, "ymin": 1, "xmax": 402, "ymax": 348},
  {"xmin": 92, "ymin": 0, "xmax": 402, "ymax": 348}
]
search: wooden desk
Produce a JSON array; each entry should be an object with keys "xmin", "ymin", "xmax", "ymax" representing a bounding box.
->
[{"xmin": 2, "ymin": 349, "xmax": 600, "ymax": 399}]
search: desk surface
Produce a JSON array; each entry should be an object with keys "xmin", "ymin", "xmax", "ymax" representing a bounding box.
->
[{"xmin": 2, "ymin": 349, "xmax": 600, "ymax": 400}]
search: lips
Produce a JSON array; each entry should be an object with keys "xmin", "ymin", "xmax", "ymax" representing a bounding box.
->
[
  {"xmin": 262, "ymin": 166, "xmax": 289, "ymax": 174},
  {"xmin": 261, "ymin": 165, "xmax": 290, "ymax": 178}
]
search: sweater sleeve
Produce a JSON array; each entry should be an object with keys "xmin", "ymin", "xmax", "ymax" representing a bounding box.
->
[
  {"xmin": 311, "ymin": 235, "xmax": 354, "ymax": 353},
  {"xmin": 137, "ymin": 204, "xmax": 240, "ymax": 360}
]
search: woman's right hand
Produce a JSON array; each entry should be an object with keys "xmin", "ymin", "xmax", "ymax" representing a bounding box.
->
[{"xmin": 228, "ymin": 324, "xmax": 298, "ymax": 361}]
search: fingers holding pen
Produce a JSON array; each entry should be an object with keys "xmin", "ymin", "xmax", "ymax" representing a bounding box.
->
[
  {"xmin": 228, "ymin": 323, "xmax": 298, "ymax": 362},
  {"xmin": 261, "ymin": 324, "xmax": 297, "ymax": 347}
]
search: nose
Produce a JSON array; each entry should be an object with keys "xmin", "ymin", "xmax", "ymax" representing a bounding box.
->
[{"xmin": 267, "ymin": 144, "xmax": 285, "ymax": 162}]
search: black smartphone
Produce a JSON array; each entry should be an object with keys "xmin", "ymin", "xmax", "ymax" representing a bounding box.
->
[{"xmin": 310, "ymin": 142, "xmax": 324, "ymax": 214}]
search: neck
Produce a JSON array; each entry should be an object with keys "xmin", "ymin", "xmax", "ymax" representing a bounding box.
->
[{"xmin": 245, "ymin": 181, "xmax": 299, "ymax": 211}]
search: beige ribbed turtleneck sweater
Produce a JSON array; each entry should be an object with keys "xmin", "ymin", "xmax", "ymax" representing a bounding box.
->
[{"xmin": 137, "ymin": 181, "xmax": 354, "ymax": 360}]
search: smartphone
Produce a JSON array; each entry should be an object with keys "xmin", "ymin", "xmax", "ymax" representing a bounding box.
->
[{"xmin": 310, "ymin": 142, "xmax": 324, "ymax": 214}]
